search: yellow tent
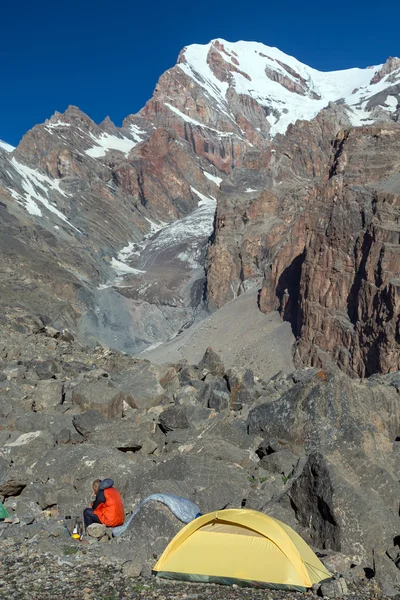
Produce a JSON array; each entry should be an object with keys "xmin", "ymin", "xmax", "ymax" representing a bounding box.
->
[{"xmin": 153, "ymin": 509, "xmax": 331, "ymax": 591}]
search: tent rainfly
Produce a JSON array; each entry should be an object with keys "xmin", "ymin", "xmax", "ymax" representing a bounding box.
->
[{"xmin": 153, "ymin": 509, "xmax": 332, "ymax": 591}]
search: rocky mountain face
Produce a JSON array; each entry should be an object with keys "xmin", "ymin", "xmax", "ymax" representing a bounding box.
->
[
  {"xmin": 203, "ymin": 43, "xmax": 400, "ymax": 377},
  {"xmin": 1, "ymin": 39, "xmax": 399, "ymax": 372}
]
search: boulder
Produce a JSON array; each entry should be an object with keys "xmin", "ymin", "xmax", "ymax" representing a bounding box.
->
[
  {"xmin": 198, "ymin": 347, "xmax": 225, "ymax": 377},
  {"xmin": 34, "ymin": 360, "xmax": 60, "ymax": 380},
  {"xmin": 87, "ymin": 523, "xmax": 106, "ymax": 539},
  {"xmin": 124, "ymin": 454, "xmax": 251, "ymax": 513},
  {"xmin": 178, "ymin": 365, "xmax": 201, "ymax": 386},
  {"xmin": 0, "ymin": 470, "xmax": 27, "ymax": 498},
  {"xmin": 204, "ymin": 375, "xmax": 230, "ymax": 411},
  {"xmin": 31, "ymin": 444, "xmax": 145, "ymax": 504},
  {"xmin": 320, "ymin": 578, "xmax": 348, "ymax": 598},
  {"xmin": 319, "ymin": 550, "xmax": 354, "ymax": 576},
  {"xmin": 159, "ymin": 405, "xmax": 189, "ymax": 432},
  {"xmin": 72, "ymin": 410, "xmax": 105, "ymax": 438},
  {"xmin": 260, "ymin": 449, "xmax": 299, "ymax": 476},
  {"xmin": 72, "ymin": 380, "xmax": 124, "ymax": 418},
  {"xmin": 31, "ymin": 380, "xmax": 63, "ymax": 412},
  {"xmin": 288, "ymin": 452, "xmax": 399, "ymax": 564},
  {"xmin": 87, "ymin": 418, "xmax": 163, "ymax": 455},
  {"xmin": 256, "ymin": 437, "xmax": 292, "ymax": 459},
  {"xmin": 4, "ymin": 430, "xmax": 55, "ymax": 466},
  {"xmin": 226, "ymin": 367, "xmax": 256, "ymax": 410},
  {"xmin": 104, "ymin": 502, "xmax": 182, "ymax": 573},
  {"xmin": 122, "ymin": 557, "xmax": 144, "ymax": 579},
  {"xmin": 3, "ymin": 364, "xmax": 27, "ymax": 380},
  {"xmin": 248, "ymin": 371, "xmax": 400, "ymax": 572},
  {"xmin": 111, "ymin": 365, "xmax": 166, "ymax": 410},
  {"xmin": 174, "ymin": 385, "xmax": 199, "ymax": 406},
  {"xmin": 208, "ymin": 389, "xmax": 230, "ymax": 411},
  {"xmin": 55, "ymin": 428, "xmax": 83, "ymax": 445}
]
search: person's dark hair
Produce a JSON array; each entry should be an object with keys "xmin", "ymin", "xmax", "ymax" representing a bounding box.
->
[{"xmin": 92, "ymin": 479, "xmax": 101, "ymax": 488}]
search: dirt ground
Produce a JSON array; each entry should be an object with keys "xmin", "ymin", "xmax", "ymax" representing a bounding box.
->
[{"xmin": 141, "ymin": 291, "xmax": 295, "ymax": 380}]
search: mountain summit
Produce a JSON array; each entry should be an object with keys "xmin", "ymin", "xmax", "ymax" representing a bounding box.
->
[{"xmin": 176, "ymin": 39, "xmax": 399, "ymax": 134}]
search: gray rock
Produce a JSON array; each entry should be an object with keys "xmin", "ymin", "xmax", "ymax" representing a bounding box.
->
[
  {"xmin": 59, "ymin": 329, "xmax": 75, "ymax": 343},
  {"xmin": 3, "ymin": 364, "xmax": 26, "ymax": 380},
  {"xmin": 72, "ymin": 380, "xmax": 124, "ymax": 418},
  {"xmin": 320, "ymin": 578, "xmax": 348, "ymax": 597},
  {"xmin": 55, "ymin": 428, "xmax": 83, "ymax": 445},
  {"xmin": 0, "ymin": 471, "xmax": 27, "ymax": 498},
  {"xmin": 88, "ymin": 418, "xmax": 162, "ymax": 455},
  {"xmin": 124, "ymin": 454, "xmax": 250, "ymax": 514},
  {"xmin": 4, "ymin": 430, "xmax": 55, "ymax": 466},
  {"xmin": 32, "ymin": 444, "xmax": 144, "ymax": 506},
  {"xmin": 248, "ymin": 371, "xmax": 400, "ymax": 566},
  {"xmin": 122, "ymin": 557, "xmax": 143, "ymax": 578},
  {"xmin": 208, "ymin": 389, "xmax": 230, "ymax": 411},
  {"xmin": 14, "ymin": 413, "xmax": 73, "ymax": 436},
  {"xmin": 178, "ymin": 365, "xmax": 201, "ymax": 386},
  {"xmin": 159, "ymin": 405, "xmax": 189, "ymax": 432},
  {"xmin": 34, "ymin": 360, "xmax": 59, "ymax": 380},
  {"xmin": 174, "ymin": 385, "xmax": 199, "ymax": 406},
  {"xmin": 260, "ymin": 449, "xmax": 299, "ymax": 476},
  {"xmin": 72, "ymin": 410, "xmax": 105, "ymax": 438},
  {"xmin": 374, "ymin": 552, "xmax": 400, "ymax": 596},
  {"xmin": 111, "ymin": 365, "xmax": 166, "ymax": 410},
  {"xmin": 198, "ymin": 347, "xmax": 225, "ymax": 377},
  {"xmin": 320, "ymin": 550, "xmax": 354, "ymax": 576},
  {"xmin": 256, "ymin": 437, "xmax": 292, "ymax": 459},
  {"xmin": 226, "ymin": 367, "xmax": 256, "ymax": 410},
  {"xmin": 31, "ymin": 380, "xmax": 63, "ymax": 412},
  {"xmin": 87, "ymin": 523, "xmax": 106, "ymax": 538}
]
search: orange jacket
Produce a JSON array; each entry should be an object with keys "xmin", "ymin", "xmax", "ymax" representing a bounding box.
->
[{"xmin": 94, "ymin": 487, "xmax": 125, "ymax": 527}]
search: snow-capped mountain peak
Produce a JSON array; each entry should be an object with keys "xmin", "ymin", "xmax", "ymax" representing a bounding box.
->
[
  {"xmin": 0, "ymin": 139, "xmax": 15, "ymax": 153},
  {"xmin": 177, "ymin": 39, "xmax": 400, "ymax": 135}
]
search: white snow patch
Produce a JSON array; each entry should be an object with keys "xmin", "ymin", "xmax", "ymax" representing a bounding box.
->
[
  {"xmin": 129, "ymin": 124, "xmax": 146, "ymax": 142},
  {"xmin": 10, "ymin": 158, "xmax": 79, "ymax": 230},
  {"xmin": 144, "ymin": 217, "xmax": 168, "ymax": 234},
  {"xmin": 117, "ymin": 242, "xmax": 137, "ymax": 261},
  {"xmin": 45, "ymin": 121, "xmax": 71, "ymax": 132},
  {"xmin": 110, "ymin": 258, "xmax": 146, "ymax": 275},
  {"xmin": 386, "ymin": 95, "xmax": 398, "ymax": 110},
  {"xmin": 245, "ymin": 188, "xmax": 257, "ymax": 193},
  {"xmin": 141, "ymin": 341, "xmax": 163, "ymax": 353},
  {"xmin": 0, "ymin": 139, "xmax": 15, "ymax": 152},
  {"xmin": 165, "ymin": 103, "xmax": 238, "ymax": 137},
  {"xmin": 85, "ymin": 132, "xmax": 139, "ymax": 158},
  {"xmin": 177, "ymin": 250, "xmax": 200, "ymax": 269},
  {"xmin": 203, "ymin": 171, "xmax": 223, "ymax": 186},
  {"xmin": 190, "ymin": 186, "xmax": 216, "ymax": 206}
]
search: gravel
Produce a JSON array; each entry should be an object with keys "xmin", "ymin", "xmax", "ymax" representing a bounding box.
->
[{"xmin": 0, "ymin": 540, "xmax": 388, "ymax": 600}]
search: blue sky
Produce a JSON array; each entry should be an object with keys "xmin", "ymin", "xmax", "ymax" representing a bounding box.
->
[{"xmin": 1, "ymin": 0, "xmax": 399, "ymax": 146}]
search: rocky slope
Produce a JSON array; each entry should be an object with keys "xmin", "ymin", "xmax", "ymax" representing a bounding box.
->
[{"xmin": 1, "ymin": 319, "xmax": 400, "ymax": 595}]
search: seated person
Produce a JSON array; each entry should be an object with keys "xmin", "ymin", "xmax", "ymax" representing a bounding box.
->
[{"xmin": 83, "ymin": 478, "xmax": 125, "ymax": 530}]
